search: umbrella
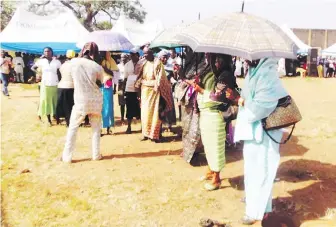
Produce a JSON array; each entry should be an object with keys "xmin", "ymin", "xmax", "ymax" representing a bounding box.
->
[
  {"xmin": 150, "ymin": 24, "xmax": 188, "ymax": 49},
  {"xmin": 76, "ymin": 31, "xmax": 134, "ymax": 52},
  {"xmin": 176, "ymin": 12, "xmax": 299, "ymax": 61}
]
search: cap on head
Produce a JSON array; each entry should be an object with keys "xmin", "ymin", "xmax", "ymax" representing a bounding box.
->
[
  {"xmin": 66, "ymin": 50, "xmax": 76, "ymax": 59},
  {"xmin": 158, "ymin": 50, "xmax": 169, "ymax": 59}
]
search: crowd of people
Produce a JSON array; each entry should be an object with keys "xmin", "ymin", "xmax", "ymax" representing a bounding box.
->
[
  {"xmin": 318, "ymin": 58, "xmax": 336, "ymax": 78},
  {"xmin": 1, "ymin": 42, "xmax": 295, "ymax": 226}
]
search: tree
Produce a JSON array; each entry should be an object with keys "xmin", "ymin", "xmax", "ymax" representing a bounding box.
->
[
  {"xmin": 27, "ymin": 0, "xmax": 147, "ymax": 31},
  {"xmin": 95, "ymin": 21, "xmax": 112, "ymax": 30},
  {"xmin": 0, "ymin": 1, "xmax": 16, "ymax": 31}
]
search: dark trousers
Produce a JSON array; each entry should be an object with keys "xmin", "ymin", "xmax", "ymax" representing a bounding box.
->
[{"xmin": 1, "ymin": 73, "xmax": 9, "ymax": 95}]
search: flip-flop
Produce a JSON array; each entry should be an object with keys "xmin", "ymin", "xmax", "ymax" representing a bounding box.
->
[
  {"xmin": 199, "ymin": 218, "xmax": 231, "ymax": 227},
  {"xmin": 204, "ymin": 182, "xmax": 221, "ymax": 191}
]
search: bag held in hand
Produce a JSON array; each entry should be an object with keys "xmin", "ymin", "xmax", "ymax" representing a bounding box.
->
[{"xmin": 262, "ymin": 95, "xmax": 302, "ymax": 144}]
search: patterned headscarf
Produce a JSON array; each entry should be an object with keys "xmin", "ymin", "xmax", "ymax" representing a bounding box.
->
[
  {"xmin": 181, "ymin": 52, "xmax": 211, "ymax": 80},
  {"xmin": 79, "ymin": 42, "xmax": 99, "ymax": 62}
]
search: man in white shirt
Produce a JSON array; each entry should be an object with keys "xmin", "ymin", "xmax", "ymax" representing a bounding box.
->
[
  {"xmin": 117, "ymin": 53, "xmax": 129, "ymax": 122},
  {"xmin": 12, "ymin": 52, "xmax": 25, "ymax": 83},
  {"xmin": 62, "ymin": 42, "xmax": 104, "ymax": 163},
  {"xmin": 123, "ymin": 49, "xmax": 141, "ymax": 133},
  {"xmin": 167, "ymin": 49, "xmax": 182, "ymax": 67}
]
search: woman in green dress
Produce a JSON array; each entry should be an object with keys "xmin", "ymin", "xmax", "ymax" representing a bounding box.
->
[{"xmin": 186, "ymin": 53, "xmax": 239, "ymax": 191}]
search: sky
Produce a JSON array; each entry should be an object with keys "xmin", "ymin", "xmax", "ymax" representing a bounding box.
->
[{"xmin": 139, "ymin": 0, "xmax": 336, "ymax": 30}]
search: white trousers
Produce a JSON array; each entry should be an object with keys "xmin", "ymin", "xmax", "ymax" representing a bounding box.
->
[
  {"xmin": 62, "ymin": 109, "xmax": 102, "ymax": 162},
  {"xmin": 15, "ymin": 71, "xmax": 24, "ymax": 83},
  {"xmin": 243, "ymin": 130, "xmax": 282, "ymax": 220}
]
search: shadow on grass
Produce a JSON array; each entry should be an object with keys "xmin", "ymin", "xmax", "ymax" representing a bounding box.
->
[
  {"xmin": 274, "ymin": 159, "xmax": 336, "ymax": 226},
  {"xmin": 72, "ymin": 149, "xmax": 183, "ymax": 163},
  {"xmin": 228, "ymin": 159, "xmax": 336, "ymax": 227}
]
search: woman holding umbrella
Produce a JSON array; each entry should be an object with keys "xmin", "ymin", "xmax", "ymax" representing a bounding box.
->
[{"xmin": 186, "ymin": 53, "xmax": 240, "ymax": 191}]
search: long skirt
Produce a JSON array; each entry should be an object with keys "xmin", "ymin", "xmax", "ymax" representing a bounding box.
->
[
  {"xmin": 161, "ymin": 92, "xmax": 177, "ymax": 127},
  {"xmin": 243, "ymin": 130, "xmax": 282, "ymax": 220},
  {"xmin": 101, "ymin": 86, "xmax": 114, "ymax": 128},
  {"xmin": 141, "ymin": 85, "xmax": 161, "ymax": 140},
  {"xmin": 317, "ymin": 65, "xmax": 323, "ymax": 78},
  {"xmin": 56, "ymin": 88, "xmax": 74, "ymax": 126},
  {"xmin": 181, "ymin": 100, "xmax": 203, "ymax": 163},
  {"xmin": 38, "ymin": 85, "xmax": 58, "ymax": 117},
  {"xmin": 125, "ymin": 92, "xmax": 140, "ymax": 120},
  {"xmin": 199, "ymin": 110, "xmax": 226, "ymax": 172},
  {"xmin": 118, "ymin": 79, "xmax": 126, "ymax": 106}
]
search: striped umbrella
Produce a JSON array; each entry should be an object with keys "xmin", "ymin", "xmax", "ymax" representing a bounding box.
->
[
  {"xmin": 150, "ymin": 24, "xmax": 190, "ymax": 49},
  {"xmin": 176, "ymin": 12, "xmax": 299, "ymax": 61},
  {"xmin": 77, "ymin": 31, "xmax": 134, "ymax": 52}
]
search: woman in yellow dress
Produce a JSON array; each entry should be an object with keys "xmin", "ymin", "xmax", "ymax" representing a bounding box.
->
[{"xmin": 317, "ymin": 62, "xmax": 324, "ymax": 78}]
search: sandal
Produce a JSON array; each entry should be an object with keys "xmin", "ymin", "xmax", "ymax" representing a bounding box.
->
[
  {"xmin": 92, "ymin": 155, "xmax": 103, "ymax": 161},
  {"xmin": 199, "ymin": 175, "xmax": 213, "ymax": 182},
  {"xmin": 140, "ymin": 137, "xmax": 148, "ymax": 141},
  {"xmin": 204, "ymin": 182, "xmax": 221, "ymax": 191},
  {"xmin": 125, "ymin": 127, "xmax": 132, "ymax": 134},
  {"xmin": 153, "ymin": 139, "xmax": 161, "ymax": 143},
  {"xmin": 199, "ymin": 218, "xmax": 231, "ymax": 227},
  {"xmin": 241, "ymin": 215, "xmax": 257, "ymax": 225}
]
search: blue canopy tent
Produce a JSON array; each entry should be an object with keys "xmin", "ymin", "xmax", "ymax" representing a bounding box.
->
[
  {"xmin": 0, "ymin": 7, "xmax": 88, "ymax": 55},
  {"xmin": 0, "ymin": 42, "xmax": 81, "ymax": 55}
]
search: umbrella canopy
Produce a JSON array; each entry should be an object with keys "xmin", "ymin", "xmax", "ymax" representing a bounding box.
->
[
  {"xmin": 76, "ymin": 31, "xmax": 134, "ymax": 52},
  {"xmin": 150, "ymin": 24, "xmax": 188, "ymax": 48},
  {"xmin": 176, "ymin": 12, "xmax": 298, "ymax": 61}
]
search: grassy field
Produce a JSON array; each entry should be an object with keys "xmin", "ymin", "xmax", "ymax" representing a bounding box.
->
[{"xmin": 1, "ymin": 77, "xmax": 336, "ymax": 227}]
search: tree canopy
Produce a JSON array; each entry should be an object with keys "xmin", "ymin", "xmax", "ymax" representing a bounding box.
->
[
  {"xmin": 0, "ymin": 0, "xmax": 147, "ymax": 32},
  {"xmin": 27, "ymin": 0, "xmax": 147, "ymax": 31},
  {"xmin": 0, "ymin": 1, "xmax": 16, "ymax": 31}
]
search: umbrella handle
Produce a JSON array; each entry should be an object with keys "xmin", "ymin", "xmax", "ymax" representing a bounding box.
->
[
  {"xmin": 241, "ymin": 1, "xmax": 245, "ymax": 13},
  {"xmin": 195, "ymin": 52, "xmax": 198, "ymax": 74}
]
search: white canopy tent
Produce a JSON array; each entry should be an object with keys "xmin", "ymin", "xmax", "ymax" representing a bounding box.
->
[
  {"xmin": 111, "ymin": 14, "xmax": 164, "ymax": 47},
  {"xmin": 322, "ymin": 43, "xmax": 336, "ymax": 57},
  {"xmin": 280, "ymin": 24, "xmax": 311, "ymax": 54},
  {"xmin": 0, "ymin": 7, "xmax": 89, "ymax": 54}
]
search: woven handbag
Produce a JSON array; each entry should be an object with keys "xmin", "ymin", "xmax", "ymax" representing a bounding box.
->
[{"xmin": 262, "ymin": 95, "xmax": 302, "ymax": 144}]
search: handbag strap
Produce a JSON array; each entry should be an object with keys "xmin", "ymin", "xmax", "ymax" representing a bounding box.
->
[{"xmin": 263, "ymin": 124, "xmax": 295, "ymax": 144}]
